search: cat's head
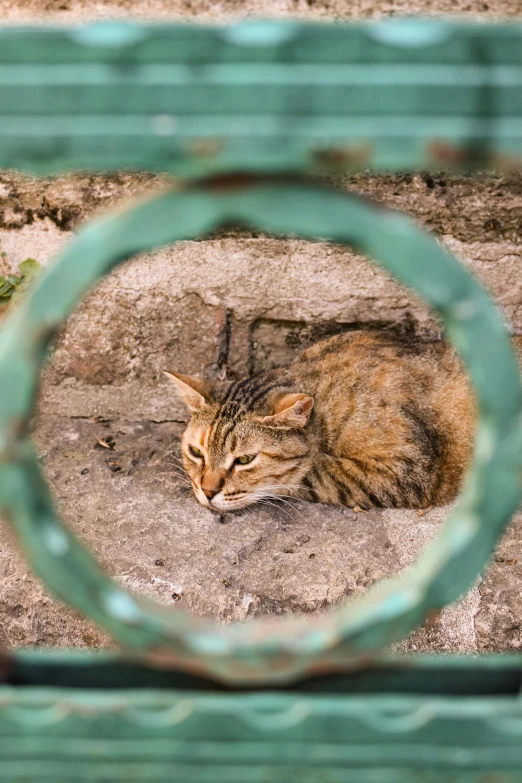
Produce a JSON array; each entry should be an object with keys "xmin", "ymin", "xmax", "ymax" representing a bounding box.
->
[{"xmin": 165, "ymin": 371, "xmax": 314, "ymax": 512}]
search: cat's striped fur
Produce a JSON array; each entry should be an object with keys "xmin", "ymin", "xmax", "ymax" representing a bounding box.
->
[{"xmin": 166, "ymin": 330, "xmax": 475, "ymax": 513}]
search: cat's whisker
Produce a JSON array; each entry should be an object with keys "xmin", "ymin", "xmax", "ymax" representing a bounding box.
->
[
  {"xmin": 247, "ymin": 483, "xmax": 309, "ymax": 518},
  {"xmin": 165, "ymin": 465, "xmax": 189, "ymax": 478},
  {"xmin": 263, "ymin": 493, "xmax": 300, "ymax": 511},
  {"xmin": 168, "ymin": 456, "xmax": 186, "ymax": 467},
  {"xmin": 160, "ymin": 472, "xmax": 193, "ymax": 490},
  {"xmin": 164, "ymin": 467, "xmax": 193, "ymax": 486},
  {"xmin": 149, "ymin": 450, "xmax": 182, "ymax": 468},
  {"xmin": 258, "ymin": 480, "xmax": 308, "ymax": 491},
  {"xmin": 145, "ymin": 447, "xmax": 192, "ymax": 483},
  {"xmin": 251, "ymin": 491, "xmax": 301, "ymax": 521},
  {"xmin": 168, "ymin": 477, "xmax": 193, "ymax": 489},
  {"xmin": 255, "ymin": 497, "xmax": 295, "ymax": 522},
  {"xmin": 152, "ymin": 446, "xmax": 184, "ymax": 462},
  {"xmin": 274, "ymin": 500, "xmax": 302, "ymax": 517},
  {"xmin": 256, "ymin": 483, "xmax": 308, "ymax": 501},
  {"xmin": 259, "ymin": 489, "xmax": 309, "ymax": 518},
  {"xmin": 265, "ymin": 489, "xmax": 308, "ymax": 504},
  {"xmin": 172, "ymin": 478, "xmax": 193, "ymax": 488}
]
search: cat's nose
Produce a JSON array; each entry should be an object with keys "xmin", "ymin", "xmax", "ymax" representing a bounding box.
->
[{"xmin": 201, "ymin": 469, "xmax": 225, "ymax": 501}]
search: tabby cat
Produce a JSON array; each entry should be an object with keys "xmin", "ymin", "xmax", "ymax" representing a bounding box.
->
[{"xmin": 165, "ymin": 331, "xmax": 475, "ymax": 512}]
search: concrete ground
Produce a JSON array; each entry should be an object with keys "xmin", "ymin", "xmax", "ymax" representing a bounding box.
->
[{"xmin": 0, "ymin": 410, "xmax": 519, "ymax": 655}]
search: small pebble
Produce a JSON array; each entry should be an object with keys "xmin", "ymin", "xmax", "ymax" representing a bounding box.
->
[{"xmin": 107, "ymin": 456, "xmax": 121, "ymax": 473}]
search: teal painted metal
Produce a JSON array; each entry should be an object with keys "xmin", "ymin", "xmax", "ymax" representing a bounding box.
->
[
  {"xmin": 2, "ymin": 652, "xmax": 522, "ymax": 781},
  {"xmin": 0, "ymin": 178, "xmax": 520, "ymax": 684},
  {"xmin": 1, "ymin": 20, "xmax": 522, "ymax": 175},
  {"xmin": 0, "ymin": 19, "xmax": 522, "ymax": 781}
]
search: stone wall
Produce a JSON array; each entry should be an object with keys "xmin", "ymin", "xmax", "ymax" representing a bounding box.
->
[
  {"xmin": 1, "ymin": 0, "xmax": 522, "ymax": 21},
  {"xmin": 1, "ymin": 170, "xmax": 520, "ymax": 423}
]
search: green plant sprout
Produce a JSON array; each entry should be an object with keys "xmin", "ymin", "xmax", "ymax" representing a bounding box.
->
[{"xmin": 0, "ymin": 255, "xmax": 41, "ymax": 308}]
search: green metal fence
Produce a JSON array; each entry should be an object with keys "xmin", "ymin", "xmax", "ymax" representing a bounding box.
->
[{"xmin": 0, "ymin": 18, "xmax": 521, "ymax": 782}]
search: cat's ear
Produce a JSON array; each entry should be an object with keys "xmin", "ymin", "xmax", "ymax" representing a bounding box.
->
[
  {"xmin": 163, "ymin": 371, "xmax": 212, "ymax": 413},
  {"xmin": 258, "ymin": 393, "xmax": 314, "ymax": 429}
]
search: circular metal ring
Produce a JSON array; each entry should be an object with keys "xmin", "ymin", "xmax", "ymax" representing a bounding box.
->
[{"xmin": 0, "ymin": 179, "xmax": 521, "ymax": 684}]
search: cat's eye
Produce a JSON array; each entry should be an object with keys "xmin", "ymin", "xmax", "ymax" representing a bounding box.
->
[
  {"xmin": 235, "ymin": 454, "xmax": 256, "ymax": 466},
  {"xmin": 189, "ymin": 445, "xmax": 204, "ymax": 459}
]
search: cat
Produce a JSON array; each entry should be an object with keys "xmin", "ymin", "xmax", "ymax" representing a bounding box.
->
[{"xmin": 165, "ymin": 330, "xmax": 476, "ymax": 513}]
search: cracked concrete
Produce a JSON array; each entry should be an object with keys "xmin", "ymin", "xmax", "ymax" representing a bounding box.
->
[
  {"xmin": 23, "ymin": 231, "xmax": 522, "ymax": 424},
  {"xmin": 11, "ymin": 415, "xmax": 401, "ymax": 643}
]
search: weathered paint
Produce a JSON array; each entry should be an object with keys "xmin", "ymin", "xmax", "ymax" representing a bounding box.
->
[
  {"xmin": 0, "ymin": 21, "xmax": 521, "ymax": 175},
  {"xmin": 1, "ymin": 653, "xmax": 522, "ymax": 781},
  {"xmin": 0, "ymin": 21, "xmax": 521, "ymax": 780}
]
